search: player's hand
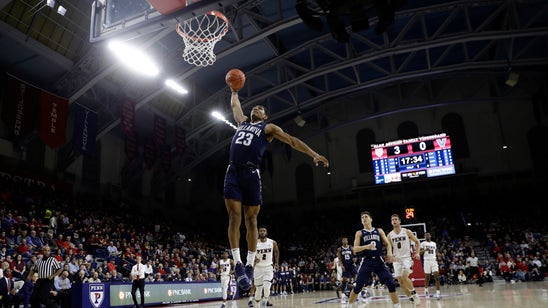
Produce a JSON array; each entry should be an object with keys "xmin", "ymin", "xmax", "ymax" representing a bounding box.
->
[
  {"xmin": 413, "ymin": 252, "xmax": 420, "ymax": 260},
  {"xmin": 313, "ymin": 155, "xmax": 329, "ymax": 167},
  {"xmin": 385, "ymin": 255, "xmax": 394, "ymax": 263}
]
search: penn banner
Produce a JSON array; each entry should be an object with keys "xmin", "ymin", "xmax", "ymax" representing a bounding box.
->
[
  {"xmin": 73, "ymin": 104, "xmax": 98, "ymax": 155},
  {"xmin": 1, "ymin": 73, "xmax": 40, "ymax": 139},
  {"xmin": 39, "ymin": 91, "xmax": 68, "ymax": 148}
]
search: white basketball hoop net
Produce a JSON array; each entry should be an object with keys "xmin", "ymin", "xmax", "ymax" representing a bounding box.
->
[{"xmin": 176, "ymin": 10, "xmax": 229, "ymax": 67}]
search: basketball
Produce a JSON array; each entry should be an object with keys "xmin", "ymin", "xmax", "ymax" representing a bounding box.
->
[{"xmin": 225, "ymin": 69, "xmax": 246, "ymax": 91}]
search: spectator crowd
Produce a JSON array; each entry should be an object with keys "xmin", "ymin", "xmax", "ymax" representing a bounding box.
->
[{"xmin": 0, "ymin": 174, "xmax": 546, "ymax": 307}]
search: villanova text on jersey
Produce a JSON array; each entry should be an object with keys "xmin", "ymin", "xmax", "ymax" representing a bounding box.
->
[
  {"xmin": 361, "ymin": 232, "xmax": 381, "ymax": 243},
  {"xmin": 230, "ymin": 121, "xmax": 269, "ymax": 165}
]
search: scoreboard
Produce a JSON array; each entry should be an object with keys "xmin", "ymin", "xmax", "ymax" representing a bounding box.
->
[{"xmin": 371, "ymin": 133, "xmax": 455, "ymax": 184}]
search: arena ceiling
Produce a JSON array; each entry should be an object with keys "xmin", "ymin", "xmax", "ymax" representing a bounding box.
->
[{"xmin": 1, "ymin": 0, "xmax": 548, "ymax": 190}]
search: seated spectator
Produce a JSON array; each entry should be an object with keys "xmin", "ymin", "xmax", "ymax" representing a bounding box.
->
[
  {"xmin": 144, "ymin": 260, "xmax": 154, "ymax": 280},
  {"xmin": 107, "ymin": 241, "xmax": 121, "ymax": 257},
  {"xmin": 154, "ymin": 272, "xmax": 164, "ymax": 282},
  {"xmin": 16, "ymin": 238, "xmax": 32, "ymax": 258},
  {"xmin": 499, "ymin": 261, "xmax": 513, "ymax": 282},
  {"xmin": 27, "ymin": 230, "xmax": 43, "ymax": 250},
  {"xmin": 53, "ymin": 270, "xmax": 72, "ymax": 308},
  {"xmin": 88, "ymin": 271, "xmax": 101, "ymax": 283},
  {"xmin": 11, "ymin": 254, "xmax": 26, "ymax": 279},
  {"xmin": 110, "ymin": 269, "xmax": 123, "ymax": 282},
  {"xmin": 0, "ymin": 268, "xmax": 21, "ymax": 307},
  {"xmin": 513, "ymin": 268, "xmax": 526, "ymax": 282},
  {"xmin": 529, "ymin": 267, "xmax": 543, "ymax": 281},
  {"xmin": 74, "ymin": 270, "xmax": 89, "ymax": 284},
  {"xmin": 55, "ymin": 234, "xmax": 70, "ymax": 254},
  {"xmin": 457, "ymin": 269, "xmax": 467, "ymax": 284},
  {"xmin": 17, "ymin": 272, "xmax": 38, "ymax": 308}
]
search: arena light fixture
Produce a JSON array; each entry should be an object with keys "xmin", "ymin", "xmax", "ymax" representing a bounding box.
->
[
  {"xmin": 46, "ymin": 0, "xmax": 55, "ymax": 8},
  {"xmin": 107, "ymin": 40, "xmax": 159, "ymax": 77},
  {"xmin": 165, "ymin": 79, "xmax": 188, "ymax": 95},
  {"xmin": 57, "ymin": 5, "xmax": 66, "ymax": 16},
  {"xmin": 211, "ymin": 111, "xmax": 237, "ymax": 130}
]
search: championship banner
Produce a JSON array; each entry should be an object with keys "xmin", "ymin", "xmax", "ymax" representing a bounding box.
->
[
  {"xmin": 73, "ymin": 104, "xmax": 98, "ymax": 155},
  {"xmin": 39, "ymin": 91, "xmax": 68, "ymax": 148},
  {"xmin": 124, "ymin": 132, "xmax": 138, "ymax": 163},
  {"xmin": 175, "ymin": 126, "xmax": 186, "ymax": 157},
  {"xmin": 144, "ymin": 138, "xmax": 156, "ymax": 169},
  {"xmin": 1, "ymin": 73, "xmax": 40, "ymax": 138},
  {"xmin": 121, "ymin": 100, "xmax": 135, "ymax": 136},
  {"xmin": 154, "ymin": 115, "xmax": 166, "ymax": 146}
]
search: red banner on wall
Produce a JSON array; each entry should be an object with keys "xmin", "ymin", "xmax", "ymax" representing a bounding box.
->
[
  {"xmin": 39, "ymin": 91, "xmax": 68, "ymax": 148},
  {"xmin": 121, "ymin": 100, "xmax": 135, "ymax": 136},
  {"xmin": 1, "ymin": 74, "xmax": 40, "ymax": 139},
  {"xmin": 154, "ymin": 115, "xmax": 166, "ymax": 147},
  {"xmin": 144, "ymin": 138, "xmax": 156, "ymax": 169},
  {"xmin": 125, "ymin": 132, "xmax": 138, "ymax": 163},
  {"xmin": 175, "ymin": 126, "xmax": 186, "ymax": 157}
]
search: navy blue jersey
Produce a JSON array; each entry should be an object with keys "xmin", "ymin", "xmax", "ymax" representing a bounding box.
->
[
  {"xmin": 360, "ymin": 228, "xmax": 383, "ymax": 259},
  {"xmin": 229, "ymin": 121, "xmax": 269, "ymax": 166},
  {"xmin": 340, "ymin": 245, "xmax": 354, "ymax": 268}
]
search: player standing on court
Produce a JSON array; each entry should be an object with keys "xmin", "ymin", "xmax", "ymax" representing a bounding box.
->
[
  {"xmin": 337, "ymin": 237, "xmax": 356, "ymax": 303},
  {"xmin": 224, "ymin": 74, "xmax": 329, "ymax": 291},
  {"xmin": 420, "ymin": 232, "xmax": 441, "ymax": 300},
  {"xmin": 252, "ymin": 226, "xmax": 279, "ymax": 307},
  {"xmin": 346, "ymin": 211, "xmax": 401, "ymax": 308},
  {"xmin": 219, "ymin": 251, "xmax": 234, "ymax": 308},
  {"xmin": 388, "ymin": 214, "xmax": 422, "ymax": 307}
]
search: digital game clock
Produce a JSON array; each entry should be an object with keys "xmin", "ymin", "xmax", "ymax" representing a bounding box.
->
[{"xmin": 371, "ymin": 133, "xmax": 455, "ymax": 184}]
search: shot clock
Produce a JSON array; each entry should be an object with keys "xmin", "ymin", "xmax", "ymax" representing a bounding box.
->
[{"xmin": 371, "ymin": 133, "xmax": 455, "ymax": 184}]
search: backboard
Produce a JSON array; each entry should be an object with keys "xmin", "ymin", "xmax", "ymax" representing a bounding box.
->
[{"xmin": 89, "ymin": 0, "xmax": 236, "ymax": 43}]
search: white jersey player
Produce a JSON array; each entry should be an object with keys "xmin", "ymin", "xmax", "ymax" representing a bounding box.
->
[
  {"xmin": 388, "ymin": 214, "xmax": 422, "ymax": 307},
  {"xmin": 253, "ymin": 226, "xmax": 279, "ymax": 308},
  {"xmin": 219, "ymin": 251, "xmax": 234, "ymax": 308},
  {"xmin": 420, "ymin": 232, "xmax": 441, "ymax": 300}
]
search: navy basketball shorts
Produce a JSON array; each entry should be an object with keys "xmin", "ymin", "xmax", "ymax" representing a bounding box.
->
[{"xmin": 224, "ymin": 164, "xmax": 263, "ymax": 205}]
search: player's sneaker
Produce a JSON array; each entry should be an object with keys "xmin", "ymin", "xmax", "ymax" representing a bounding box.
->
[
  {"xmin": 248, "ymin": 299, "xmax": 253, "ymax": 307},
  {"xmin": 235, "ymin": 262, "xmax": 251, "ymax": 291},
  {"xmin": 245, "ymin": 264, "xmax": 254, "ymax": 282},
  {"xmin": 221, "ymin": 304, "xmax": 226, "ymax": 308},
  {"xmin": 424, "ymin": 288, "xmax": 429, "ymax": 298},
  {"xmin": 411, "ymin": 293, "xmax": 421, "ymax": 306},
  {"xmin": 435, "ymin": 293, "xmax": 441, "ymax": 301},
  {"xmin": 266, "ymin": 300, "xmax": 273, "ymax": 306},
  {"xmin": 360, "ymin": 288, "xmax": 372, "ymax": 303}
]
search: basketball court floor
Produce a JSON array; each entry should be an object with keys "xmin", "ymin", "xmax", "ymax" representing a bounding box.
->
[{"xmin": 152, "ymin": 280, "xmax": 547, "ymax": 307}]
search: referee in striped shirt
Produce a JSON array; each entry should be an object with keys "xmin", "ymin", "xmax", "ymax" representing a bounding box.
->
[{"xmin": 28, "ymin": 245, "xmax": 63, "ymax": 308}]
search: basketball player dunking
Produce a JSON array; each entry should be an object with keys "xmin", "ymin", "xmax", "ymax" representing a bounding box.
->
[{"xmin": 224, "ymin": 89, "xmax": 329, "ymax": 291}]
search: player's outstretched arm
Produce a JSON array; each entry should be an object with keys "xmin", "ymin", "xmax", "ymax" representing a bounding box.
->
[
  {"xmin": 266, "ymin": 123, "xmax": 329, "ymax": 167},
  {"xmin": 230, "ymin": 91, "xmax": 248, "ymax": 125}
]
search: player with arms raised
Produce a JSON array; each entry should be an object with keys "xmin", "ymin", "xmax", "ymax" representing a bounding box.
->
[{"xmin": 224, "ymin": 70, "xmax": 329, "ymax": 291}]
